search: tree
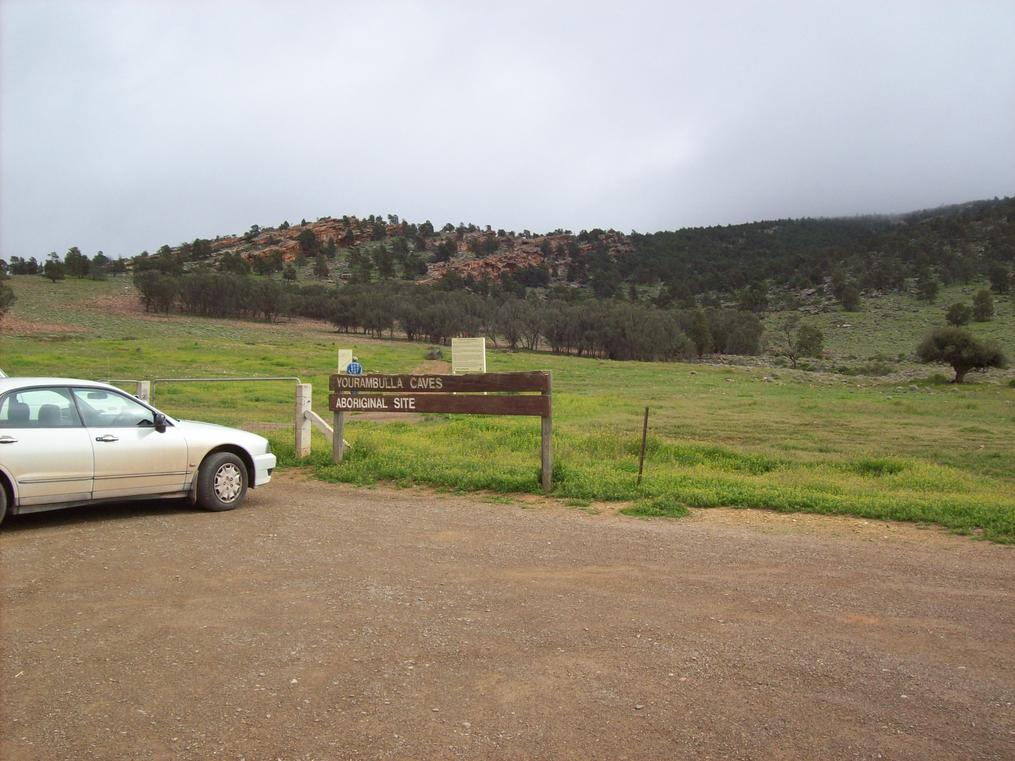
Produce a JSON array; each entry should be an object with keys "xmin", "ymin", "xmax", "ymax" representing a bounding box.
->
[
  {"xmin": 687, "ymin": 309, "xmax": 713, "ymax": 356},
  {"xmin": 64, "ymin": 246, "xmax": 90, "ymax": 277},
  {"xmin": 218, "ymin": 252, "xmax": 251, "ymax": 275},
  {"xmin": 134, "ymin": 271, "xmax": 178, "ymax": 312},
  {"xmin": 972, "ymin": 289, "xmax": 994, "ymax": 322},
  {"xmin": 737, "ymin": 282, "xmax": 768, "ymax": 313},
  {"xmin": 297, "ymin": 228, "xmax": 320, "ymax": 257},
  {"xmin": 189, "ymin": 238, "xmax": 213, "ymax": 260},
  {"xmin": 945, "ymin": 302, "xmax": 972, "ymax": 327},
  {"xmin": 775, "ymin": 316, "xmax": 823, "ymax": 367},
  {"xmin": 283, "ymin": 264, "xmax": 298, "ymax": 283},
  {"xmin": 839, "ymin": 283, "xmax": 861, "ymax": 311},
  {"xmin": 916, "ymin": 271, "xmax": 939, "ymax": 302},
  {"xmin": 796, "ymin": 323, "xmax": 824, "ymax": 360},
  {"xmin": 43, "ymin": 255, "xmax": 65, "ymax": 283},
  {"xmin": 371, "ymin": 245, "xmax": 396, "ymax": 279},
  {"xmin": 916, "ymin": 327, "xmax": 1007, "ymax": 384},
  {"xmin": 313, "ymin": 253, "xmax": 330, "ymax": 280},
  {"xmin": 8, "ymin": 256, "xmax": 39, "ymax": 275},
  {"xmin": 0, "ymin": 281, "xmax": 14, "ymax": 321},
  {"xmin": 988, "ymin": 263, "xmax": 1011, "ymax": 294},
  {"xmin": 588, "ymin": 245, "xmax": 619, "ymax": 298},
  {"xmin": 432, "ymin": 239, "xmax": 457, "ymax": 263},
  {"xmin": 91, "ymin": 251, "xmax": 110, "ymax": 279}
]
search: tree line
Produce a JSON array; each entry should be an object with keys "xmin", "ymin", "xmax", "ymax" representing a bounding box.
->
[{"xmin": 133, "ymin": 270, "xmax": 764, "ymax": 361}]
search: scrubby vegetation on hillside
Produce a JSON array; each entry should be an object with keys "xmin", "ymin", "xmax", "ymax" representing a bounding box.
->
[
  {"xmin": 3, "ymin": 196, "xmax": 1014, "ymax": 370},
  {"xmin": 10, "ymin": 197, "xmax": 1014, "ymax": 308}
]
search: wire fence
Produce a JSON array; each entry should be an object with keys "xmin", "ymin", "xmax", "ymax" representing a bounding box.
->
[{"xmin": 105, "ymin": 376, "xmax": 324, "ymax": 456}]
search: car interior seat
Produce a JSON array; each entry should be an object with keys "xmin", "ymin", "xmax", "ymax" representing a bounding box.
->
[
  {"xmin": 8, "ymin": 401, "xmax": 30, "ymax": 425},
  {"xmin": 37, "ymin": 404, "xmax": 62, "ymax": 427}
]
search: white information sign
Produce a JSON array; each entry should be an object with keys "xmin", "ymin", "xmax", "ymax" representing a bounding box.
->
[
  {"xmin": 451, "ymin": 337, "xmax": 487, "ymax": 374},
  {"xmin": 337, "ymin": 349, "xmax": 353, "ymax": 374}
]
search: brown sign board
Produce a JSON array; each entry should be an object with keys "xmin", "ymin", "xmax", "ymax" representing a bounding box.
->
[
  {"xmin": 330, "ymin": 371, "xmax": 549, "ymax": 395},
  {"xmin": 327, "ymin": 370, "xmax": 553, "ymax": 490},
  {"xmin": 329, "ymin": 393, "xmax": 550, "ymax": 416}
]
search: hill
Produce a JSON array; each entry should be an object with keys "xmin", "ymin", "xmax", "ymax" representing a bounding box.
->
[
  {"xmin": 3, "ymin": 195, "xmax": 1013, "ymax": 370},
  {"xmin": 119, "ymin": 196, "xmax": 1015, "ymax": 302}
]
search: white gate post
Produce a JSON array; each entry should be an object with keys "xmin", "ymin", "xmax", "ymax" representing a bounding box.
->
[
  {"xmin": 136, "ymin": 380, "xmax": 151, "ymax": 402},
  {"xmin": 295, "ymin": 383, "xmax": 312, "ymax": 458},
  {"xmin": 332, "ymin": 411, "xmax": 345, "ymax": 464}
]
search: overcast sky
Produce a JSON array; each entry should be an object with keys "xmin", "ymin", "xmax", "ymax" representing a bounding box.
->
[{"xmin": 2, "ymin": 1, "xmax": 1014, "ymax": 259}]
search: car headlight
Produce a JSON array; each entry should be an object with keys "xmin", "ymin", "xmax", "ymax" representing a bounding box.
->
[{"xmin": 265, "ymin": 441, "xmax": 272, "ymax": 455}]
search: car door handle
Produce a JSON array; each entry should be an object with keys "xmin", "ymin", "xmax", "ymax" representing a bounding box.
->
[
  {"xmin": 95, "ymin": 434, "xmax": 119, "ymax": 443},
  {"xmin": 0, "ymin": 435, "xmax": 17, "ymax": 444}
]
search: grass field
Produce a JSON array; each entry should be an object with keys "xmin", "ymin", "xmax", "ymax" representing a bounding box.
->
[
  {"xmin": 3, "ymin": 274, "xmax": 1015, "ymax": 542},
  {"xmin": 765, "ymin": 282, "xmax": 1015, "ymax": 366}
]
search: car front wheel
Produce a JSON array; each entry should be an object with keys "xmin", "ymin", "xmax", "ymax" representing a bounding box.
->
[{"xmin": 196, "ymin": 452, "xmax": 248, "ymax": 511}]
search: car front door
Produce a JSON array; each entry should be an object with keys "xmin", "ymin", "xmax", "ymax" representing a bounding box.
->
[
  {"xmin": 71, "ymin": 387, "xmax": 190, "ymax": 500},
  {"xmin": 0, "ymin": 386, "xmax": 94, "ymax": 506}
]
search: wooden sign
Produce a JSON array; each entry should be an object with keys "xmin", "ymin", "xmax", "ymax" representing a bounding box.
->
[
  {"xmin": 330, "ymin": 393, "xmax": 550, "ymax": 416},
  {"xmin": 330, "ymin": 371, "xmax": 549, "ymax": 394},
  {"xmin": 327, "ymin": 371, "xmax": 553, "ymax": 490}
]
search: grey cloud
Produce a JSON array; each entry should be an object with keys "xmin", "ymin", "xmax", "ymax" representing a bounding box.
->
[{"xmin": 2, "ymin": 0, "xmax": 1013, "ymax": 258}]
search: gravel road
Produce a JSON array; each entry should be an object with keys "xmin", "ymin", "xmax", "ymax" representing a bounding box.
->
[{"xmin": 2, "ymin": 472, "xmax": 1013, "ymax": 760}]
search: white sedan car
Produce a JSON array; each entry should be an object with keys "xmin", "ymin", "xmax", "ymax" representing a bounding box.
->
[{"xmin": 0, "ymin": 377, "xmax": 276, "ymax": 523}]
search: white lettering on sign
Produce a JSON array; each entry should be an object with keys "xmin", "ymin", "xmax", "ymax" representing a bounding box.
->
[
  {"xmin": 334, "ymin": 396, "xmax": 385, "ymax": 410},
  {"xmin": 333, "ymin": 376, "xmax": 405, "ymax": 390},
  {"xmin": 332, "ymin": 396, "xmax": 418, "ymax": 411},
  {"xmin": 409, "ymin": 376, "xmax": 443, "ymax": 390}
]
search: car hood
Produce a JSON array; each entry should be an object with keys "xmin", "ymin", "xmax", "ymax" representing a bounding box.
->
[{"xmin": 174, "ymin": 419, "xmax": 269, "ymax": 450}]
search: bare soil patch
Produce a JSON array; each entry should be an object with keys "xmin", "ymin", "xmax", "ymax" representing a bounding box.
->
[
  {"xmin": 2, "ymin": 474, "xmax": 1013, "ymax": 760},
  {"xmin": 0, "ymin": 315, "xmax": 88, "ymax": 336}
]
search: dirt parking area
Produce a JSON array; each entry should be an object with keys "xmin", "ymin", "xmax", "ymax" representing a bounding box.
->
[{"xmin": 2, "ymin": 473, "xmax": 1014, "ymax": 760}]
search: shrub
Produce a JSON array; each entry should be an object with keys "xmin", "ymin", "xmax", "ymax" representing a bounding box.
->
[
  {"xmin": 945, "ymin": 302, "xmax": 972, "ymax": 326},
  {"xmin": 972, "ymin": 289, "xmax": 994, "ymax": 322},
  {"xmin": 0, "ymin": 282, "xmax": 14, "ymax": 320}
]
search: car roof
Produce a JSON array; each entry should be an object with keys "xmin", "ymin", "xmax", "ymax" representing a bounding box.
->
[{"xmin": 0, "ymin": 377, "xmax": 119, "ymax": 395}]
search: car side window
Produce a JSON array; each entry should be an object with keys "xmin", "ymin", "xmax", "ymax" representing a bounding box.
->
[
  {"xmin": 0, "ymin": 387, "xmax": 83, "ymax": 428},
  {"xmin": 72, "ymin": 388, "xmax": 155, "ymax": 428}
]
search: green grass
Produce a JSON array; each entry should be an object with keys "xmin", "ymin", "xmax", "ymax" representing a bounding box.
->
[
  {"xmin": 620, "ymin": 496, "xmax": 690, "ymax": 519},
  {"xmin": 766, "ymin": 281, "xmax": 1015, "ymax": 364},
  {"xmin": 4, "ymin": 274, "xmax": 1015, "ymax": 542}
]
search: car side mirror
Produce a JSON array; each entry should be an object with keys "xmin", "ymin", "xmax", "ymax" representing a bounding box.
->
[{"xmin": 153, "ymin": 412, "xmax": 167, "ymax": 433}]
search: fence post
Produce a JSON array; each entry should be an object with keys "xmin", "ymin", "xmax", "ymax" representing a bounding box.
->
[
  {"xmin": 332, "ymin": 411, "xmax": 345, "ymax": 464},
  {"xmin": 136, "ymin": 380, "xmax": 151, "ymax": 402},
  {"xmin": 541, "ymin": 373, "xmax": 552, "ymax": 492},
  {"xmin": 295, "ymin": 383, "xmax": 312, "ymax": 458}
]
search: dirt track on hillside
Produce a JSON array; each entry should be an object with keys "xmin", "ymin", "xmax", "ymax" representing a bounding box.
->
[{"xmin": 1, "ymin": 473, "xmax": 1013, "ymax": 760}]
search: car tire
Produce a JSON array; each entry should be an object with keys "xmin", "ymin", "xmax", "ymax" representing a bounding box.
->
[
  {"xmin": 0, "ymin": 484, "xmax": 7, "ymax": 526},
  {"xmin": 196, "ymin": 452, "xmax": 248, "ymax": 512}
]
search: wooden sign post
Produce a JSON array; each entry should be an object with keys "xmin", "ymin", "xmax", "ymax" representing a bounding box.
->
[{"xmin": 328, "ymin": 371, "xmax": 553, "ymax": 490}]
